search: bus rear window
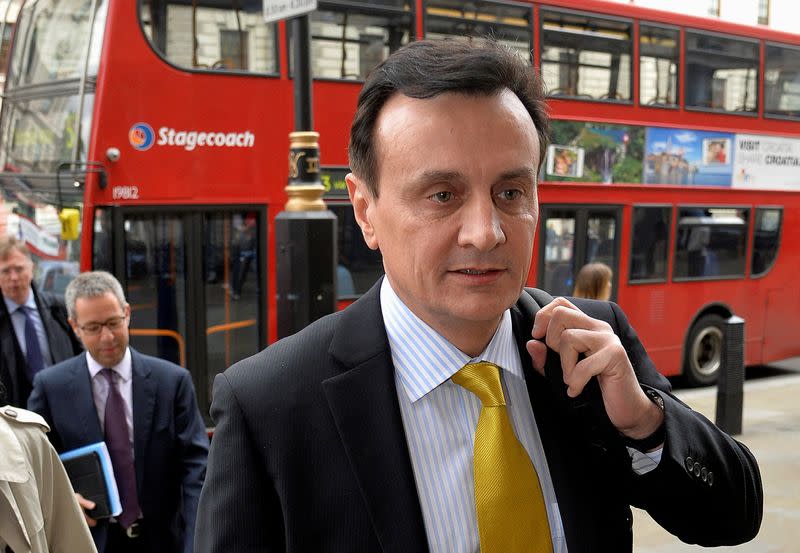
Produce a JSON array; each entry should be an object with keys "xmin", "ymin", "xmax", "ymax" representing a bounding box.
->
[
  {"xmin": 139, "ymin": 0, "xmax": 278, "ymax": 74},
  {"xmin": 685, "ymin": 32, "xmax": 758, "ymax": 113},
  {"xmin": 765, "ymin": 44, "xmax": 800, "ymax": 119},
  {"xmin": 674, "ymin": 207, "xmax": 748, "ymax": 280},
  {"xmin": 751, "ymin": 208, "xmax": 781, "ymax": 277},
  {"xmin": 424, "ymin": 0, "xmax": 532, "ymax": 59},
  {"xmin": 541, "ymin": 9, "xmax": 632, "ymax": 102}
]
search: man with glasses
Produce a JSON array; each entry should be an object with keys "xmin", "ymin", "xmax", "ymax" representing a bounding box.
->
[
  {"xmin": 28, "ymin": 271, "xmax": 209, "ymax": 553},
  {"xmin": 0, "ymin": 236, "xmax": 82, "ymax": 407}
]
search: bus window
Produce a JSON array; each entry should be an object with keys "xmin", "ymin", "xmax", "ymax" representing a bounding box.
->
[
  {"xmin": 765, "ymin": 43, "xmax": 800, "ymax": 119},
  {"xmin": 629, "ymin": 206, "xmax": 670, "ymax": 282},
  {"xmin": 329, "ymin": 204, "xmax": 383, "ymax": 297},
  {"xmin": 541, "ymin": 9, "xmax": 632, "ymax": 101},
  {"xmin": 139, "ymin": 0, "xmax": 278, "ymax": 74},
  {"xmin": 751, "ymin": 207, "xmax": 782, "ymax": 277},
  {"xmin": 639, "ymin": 24, "xmax": 678, "ymax": 107},
  {"xmin": 542, "ymin": 212, "xmax": 576, "ymax": 296},
  {"xmin": 0, "ymin": 94, "xmax": 92, "ymax": 173},
  {"xmin": 674, "ymin": 207, "xmax": 749, "ymax": 280},
  {"xmin": 7, "ymin": 0, "xmax": 106, "ymax": 88},
  {"xmin": 424, "ymin": 0, "xmax": 533, "ymax": 59},
  {"xmin": 92, "ymin": 207, "xmax": 113, "ymax": 272},
  {"xmin": 301, "ymin": 1, "xmax": 412, "ymax": 80},
  {"xmin": 685, "ymin": 32, "xmax": 758, "ymax": 113}
]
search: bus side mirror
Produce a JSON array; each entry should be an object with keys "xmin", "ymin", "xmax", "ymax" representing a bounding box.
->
[{"xmin": 59, "ymin": 208, "xmax": 81, "ymax": 240}]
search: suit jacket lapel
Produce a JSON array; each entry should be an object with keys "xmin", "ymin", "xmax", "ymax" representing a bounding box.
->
[
  {"xmin": 68, "ymin": 356, "xmax": 104, "ymax": 444},
  {"xmin": 130, "ymin": 349, "xmax": 155, "ymax": 489},
  {"xmin": 511, "ymin": 289, "xmax": 595, "ymax": 551},
  {"xmin": 323, "ymin": 280, "xmax": 428, "ymax": 553}
]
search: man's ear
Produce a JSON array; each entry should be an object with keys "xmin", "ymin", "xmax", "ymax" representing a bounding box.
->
[
  {"xmin": 345, "ymin": 173, "xmax": 379, "ymax": 250},
  {"xmin": 68, "ymin": 318, "xmax": 82, "ymax": 341}
]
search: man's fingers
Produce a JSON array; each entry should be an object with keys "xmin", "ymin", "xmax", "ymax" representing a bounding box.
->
[
  {"xmin": 75, "ymin": 493, "xmax": 98, "ymax": 527},
  {"xmin": 564, "ymin": 350, "xmax": 607, "ymax": 397},
  {"xmin": 531, "ymin": 297, "xmax": 580, "ymax": 339},
  {"xmin": 526, "ymin": 339, "xmax": 547, "ymax": 376}
]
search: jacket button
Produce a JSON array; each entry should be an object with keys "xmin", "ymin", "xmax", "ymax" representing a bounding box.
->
[
  {"xmin": 693, "ymin": 462, "xmax": 701, "ymax": 477},
  {"xmin": 700, "ymin": 467, "xmax": 708, "ymax": 482},
  {"xmin": 685, "ymin": 456, "xmax": 694, "ymax": 471},
  {"xmin": 3, "ymin": 407, "xmax": 18, "ymax": 418},
  {"xmin": 707, "ymin": 471, "xmax": 714, "ymax": 486}
]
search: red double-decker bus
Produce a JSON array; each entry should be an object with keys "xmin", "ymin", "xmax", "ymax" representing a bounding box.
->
[{"xmin": 1, "ymin": 0, "xmax": 799, "ymax": 415}]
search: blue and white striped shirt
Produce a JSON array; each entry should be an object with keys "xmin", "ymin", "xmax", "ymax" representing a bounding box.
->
[{"xmin": 381, "ymin": 279, "xmax": 568, "ymax": 553}]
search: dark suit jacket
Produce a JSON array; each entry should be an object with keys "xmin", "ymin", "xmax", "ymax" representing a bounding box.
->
[
  {"xmin": 0, "ymin": 285, "xmax": 82, "ymax": 407},
  {"xmin": 28, "ymin": 348, "xmax": 209, "ymax": 553},
  {"xmin": 195, "ymin": 280, "xmax": 762, "ymax": 552}
]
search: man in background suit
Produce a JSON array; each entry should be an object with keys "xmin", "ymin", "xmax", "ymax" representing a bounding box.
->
[
  {"xmin": 28, "ymin": 270, "xmax": 208, "ymax": 553},
  {"xmin": 0, "ymin": 236, "xmax": 82, "ymax": 407},
  {"xmin": 195, "ymin": 40, "xmax": 762, "ymax": 552}
]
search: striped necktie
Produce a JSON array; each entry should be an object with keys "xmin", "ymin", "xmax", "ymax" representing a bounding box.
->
[{"xmin": 452, "ymin": 361, "xmax": 553, "ymax": 553}]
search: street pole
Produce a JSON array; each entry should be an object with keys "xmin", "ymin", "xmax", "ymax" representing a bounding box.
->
[{"xmin": 275, "ymin": 13, "xmax": 337, "ymax": 339}]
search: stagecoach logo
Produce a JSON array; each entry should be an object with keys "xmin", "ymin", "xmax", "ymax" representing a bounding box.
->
[
  {"xmin": 127, "ymin": 122, "xmax": 256, "ymax": 152},
  {"xmin": 129, "ymin": 123, "xmax": 155, "ymax": 151}
]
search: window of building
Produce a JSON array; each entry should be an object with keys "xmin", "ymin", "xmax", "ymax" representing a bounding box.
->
[
  {"xmin": 758, "ymin": 0, "xmax": 770, "ymax": 26},
  {"xmin": 140, "ymin": 0, "xmax": 278, "ymax": 74},
  {"xmin": 751, "ymin": 207, "xmax": 781, "ymax": 277},
  {"xmin": 764, "ymin": 43, "xmax": 800, "ymax": 118},
  {"xmin": 424, "ymin": 0, "xmax": 533, "ymax": 60},
  {"xmin": 684, "ymin": 32, "xmax": 758, "ymax": 113},
  {"xmin": 629, "ymin": 205, "xmax": 670, "ymax": 282},
  {"xmin": 673, "ymin": 207, "xmax": 748, "ymax": 280},
  {"xmin": 541, "ymin": 9, "xmax": 632, "ymax": 102},
  {"xmin": 639, "ymin": 24, "xmax": 678, "ymax": 107},
  {"xmin": 1, "ymin": 22, "xmax": 12, "ymax": 77},
  {"xmin": 294, "ymin": 1, "xmax": 412, "ymax": 81}
]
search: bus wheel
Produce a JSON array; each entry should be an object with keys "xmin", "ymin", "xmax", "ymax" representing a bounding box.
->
[{"xmin": 684, "ymin": 314, "xmax": 725, "ymax": 387}]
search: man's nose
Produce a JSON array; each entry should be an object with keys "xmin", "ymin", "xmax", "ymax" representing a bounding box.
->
[{"xmin": 457, "ymin": 197, "xmax": 505, "ymax": 251}]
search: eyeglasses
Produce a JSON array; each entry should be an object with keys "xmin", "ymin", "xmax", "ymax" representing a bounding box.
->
[{"xmin": 78, "ymin": 315, "xmax": 128, "ymax": 335}]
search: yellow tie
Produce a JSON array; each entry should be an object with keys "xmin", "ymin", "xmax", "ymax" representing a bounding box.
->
[{"xmin": 452, "ymin": 362, "xmax": 553, "ymax": 553}]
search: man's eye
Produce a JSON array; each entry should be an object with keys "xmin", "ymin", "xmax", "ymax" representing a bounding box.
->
[
  {"xmin": 430, "ymin": 191, "xmax": 453, "ymax": 203},
  {"xmin": 499, "ymin": 189, "xmax": 523, "ymax": 201}
]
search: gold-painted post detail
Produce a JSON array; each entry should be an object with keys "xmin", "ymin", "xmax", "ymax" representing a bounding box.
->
[{"xmin": 285, "ymin": 131, "xmax": 326, "ymax": 212}]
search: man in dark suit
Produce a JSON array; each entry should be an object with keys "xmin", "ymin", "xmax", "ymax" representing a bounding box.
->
[
  {"xmin": 28, "ymin": 271, "xmax": 208, "ymax": 553},
  {"xmin": 0, "ymin": 237, "xmax": 82, "ymax": 407},
  {"xmin": 195, "ymin": 40, "xmax": 762, "ymax": 552}
]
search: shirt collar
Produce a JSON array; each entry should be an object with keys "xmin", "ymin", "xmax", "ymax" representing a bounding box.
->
[
  {"xmin": 3, "ymin": 289, "xmax": 35, "ymax": 313},
  {"xmin": 381, "ymin": 277, "xmax": 523, "ymax": 404},
  {"xmin": 87, "ymin": 347, "xmax": 133, "ymax": 382}
]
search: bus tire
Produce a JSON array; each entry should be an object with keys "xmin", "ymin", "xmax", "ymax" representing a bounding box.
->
[{"xmin": 684, "ymin": 314, "xmax": 725, "ymax": 387}]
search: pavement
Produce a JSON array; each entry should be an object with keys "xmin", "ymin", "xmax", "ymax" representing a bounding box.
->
[{"xmin": 633, "ymin": 360, "xmax": 800, "ymax": 552}]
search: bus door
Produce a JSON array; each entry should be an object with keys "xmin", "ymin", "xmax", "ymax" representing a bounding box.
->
[
  {"xmin": 537, "ymin": 206, "xmax": 621, "ymax": 298},
  {"xmin": 93, "ymin": 206, "xmax": 266, "ymax": 420}
]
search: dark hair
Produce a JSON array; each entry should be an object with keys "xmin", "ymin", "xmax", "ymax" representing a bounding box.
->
[
  {"xmin": 573, "ymin": 263, "xmax": 613, "ymax": 300},
  {"xmin": 348, "ymin": 39, "xmax": 550, "ymax": 197}
]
